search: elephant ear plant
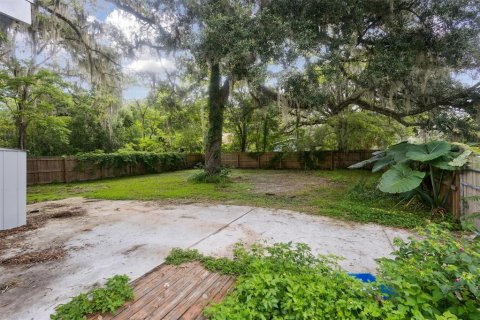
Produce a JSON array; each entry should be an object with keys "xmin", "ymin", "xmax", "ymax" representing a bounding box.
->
[{"xmin": 350, "ymin": 141, "xmax": 473, "ymax": 218}]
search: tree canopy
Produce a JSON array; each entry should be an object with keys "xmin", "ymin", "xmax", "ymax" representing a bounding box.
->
[{"xmin": 0, "ymin": 0, "xmax": 478, "ymax": 162}]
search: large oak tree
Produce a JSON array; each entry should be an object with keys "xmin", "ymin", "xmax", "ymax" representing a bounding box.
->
[{"xmin": 108, "ymin": 0, "xmax": 480, "ymax": 174}]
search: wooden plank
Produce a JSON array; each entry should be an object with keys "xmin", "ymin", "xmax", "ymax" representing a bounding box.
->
[
  {"xmin": 87, "ymin": 263, "xmax": 236, "ymax": 320},
  {"xmin": 181, "ymin": 277, "xmax": 235, "ymax": 320},
  {"xmin": 154, "ymin": 272, "xmax": 221, "ymax": 319},
  {"xmin": 111, "ymin": 264, "xmax": 207, "ymax": 320},
  {"xmin": 129, "ymin": 267, "xmax": 211, "ymax": 319}
]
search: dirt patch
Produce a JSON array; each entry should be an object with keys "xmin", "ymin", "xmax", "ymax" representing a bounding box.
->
[
  {"xmin": 42, "ymin": 203, "xmax": 68, "ymax": 210},
  {"xmin": 0, "ymin": 247, "xmax": 66, "ymax": 266},
  {"xmin": 0, "ymin": 213, "xmax": 50, "ymax": 239},
  {"xmin": 0, "ymin": 279, "xmax": 20, "ymax": 294},
  {"xmin": 50, "ymin": 207, "xmax": 87, "ymax": 219},
  {"xmin": 0, "ymin": 206, "xmax": 89, "ymax": 256},
  {"xmin": 236, "ymin": 171, "xmax": 328, "ymax": 196}
]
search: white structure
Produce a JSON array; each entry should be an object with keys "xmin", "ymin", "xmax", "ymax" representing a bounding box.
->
[
  {"xmin": 0, "ymin": 148, "xmax": 27, "ymax": 230},
  {"xmin": 0, "ymin": 0, "xmax": 32, "ymax": 25}
]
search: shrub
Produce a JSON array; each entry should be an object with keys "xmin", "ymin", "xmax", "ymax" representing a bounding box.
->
[
  {"xmin": 50, "ymin": 275, "xmax": 134, "ymax": 320},
  {"xmin": 188, "ymin": 167, "xmax": 231, "ymax": 184},
  {"xmin": 166, "ymin": 243, "xmax": 392, "ymax": 319},
  {"xmin": 378, "ymin": 223, "xmax": 480, "ymax": 320},
  {"xmin": 76, "ymin": 151, "xmax": 186, "ymax": 173},
  {"xmin": 350, "ymin": 141, "xmax": 473, "ymax": 216}
]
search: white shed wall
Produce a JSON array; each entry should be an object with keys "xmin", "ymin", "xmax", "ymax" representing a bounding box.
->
[{"xmin": 0, "ymin": 149, "xmax": 26, "ymax": 230}]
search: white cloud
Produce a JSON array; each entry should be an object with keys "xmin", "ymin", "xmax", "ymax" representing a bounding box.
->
[
  {"xmin": 86, "ymin": 15, "xmax": 96, "ymax": 23},
  {"xmin": 126, "ymin": 57, "xmax": 175, "ymax": 73},
  {"xmin": 105, "ymin": 9, "xmax": 156, "ymax": 43},
  {"xmin": 106, "ymin": 8, "xmax": 177, "ymax": 76}
]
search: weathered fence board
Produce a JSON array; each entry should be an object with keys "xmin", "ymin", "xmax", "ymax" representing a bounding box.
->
[
  {"xmin": 461, "ymin": 156, "xmax": 480, "ymax": 228},
  {"xmin": 27, "ymin": 151, "xmax": 375, "ymax": 185}
]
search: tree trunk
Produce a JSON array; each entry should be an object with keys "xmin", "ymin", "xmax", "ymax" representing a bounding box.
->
[
  {"xmin": 16, "ymin": 112, "xmax": 27, "ymax": 150},
  {"xmin": 336, "ymin": 115, "xmax": 348, "ymax": 152},
  {"xmin": 16, "ymin": 85, "xmax": 29, "ymax": 150},
  {"xmin": 262, "ymin": 113, "xmax": 268, "ymax": 152},
  {"xmin": 239, "ymin": 122, "xmax": 247, "ymax": 152},
  {"xmin": 205, "ymin": 63, "xmax": 229, "ymax": 175}
]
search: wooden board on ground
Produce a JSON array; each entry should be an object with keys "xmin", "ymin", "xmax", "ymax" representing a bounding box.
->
[{"xmin": 88, "ymin": 262, "xmax": 235, "ymax": 320}]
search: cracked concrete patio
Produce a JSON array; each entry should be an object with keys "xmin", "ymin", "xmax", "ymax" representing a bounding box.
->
[{"xmin": 0, "ymin": 197, "xmax": 411, "ymax": 320}]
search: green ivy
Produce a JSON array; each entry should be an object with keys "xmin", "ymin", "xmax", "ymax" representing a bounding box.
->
[
  {"xmin": 75, "ymin": 151, "xmax": 187, "ymax": 173},
  {"xmin": 267, "ymin": 151, "xmax": 286, "ymax": 168},
  {"xmin": 297, "ymin": 150, "xmax": 329, "ymax": 169},
  {"xmin": 50, "ymin": 275, "xmax": 134, "ymax": 320}
]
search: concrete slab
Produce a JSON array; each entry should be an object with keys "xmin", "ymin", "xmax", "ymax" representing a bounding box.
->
[
  {"xmin": 193, "ymin": 207, "xmax": 412, "ymax": 272},
  {"xmin": 0, "ymin": 198, "xmax": 412, "ymax": 319}
]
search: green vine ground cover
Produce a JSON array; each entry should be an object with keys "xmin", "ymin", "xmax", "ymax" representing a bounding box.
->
[{"xmin": 27, "ymin": 169, "xmax": 432, "ymax": 229}]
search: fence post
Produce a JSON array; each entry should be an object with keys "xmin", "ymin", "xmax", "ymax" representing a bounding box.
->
[
  {"xmin": 35, "ymin": 159, "xmax": 40, "ymax": 184},
  {"xmin": 63, "ymin": 157, "xmax": 68, "ymax": 183},
  {"xmin": 330, "ymin": 151, "xmax": 334, "ymax": 170}
]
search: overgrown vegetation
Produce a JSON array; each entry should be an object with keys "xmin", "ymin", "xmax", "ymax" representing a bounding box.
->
[
  {"xmin": 166, "ymin": 225, "xmax": 480, "ymax": 319},
  {"xmin": 50, "ymin": 275, "xmax": 133, "ymax": 320},
  {"xmin": 168, "ymin": 243, "xmax": 393, "ymax": 319},
  {"xmin": 351, "ymin": 141, "xmax": 472, "ymax": 217},
  {"xmin": 28, "ymin": 169, "xmax": 432, "ymax": 229},
  {"xmin": 378, "ymin": 224, "xmax": 480, "ymax": 319},
  {"xmin": 76, "ymin": 151, "xmax": 186, "ymax": 173},
  {"xmin": 188, "ymin": 166, "xmax": 232, "ymax": 184}
]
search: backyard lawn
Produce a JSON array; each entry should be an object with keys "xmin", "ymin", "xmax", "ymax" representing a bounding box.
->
[{"xmin": 28, "ymin": 169, "xmax": 430, "ymax": 229}]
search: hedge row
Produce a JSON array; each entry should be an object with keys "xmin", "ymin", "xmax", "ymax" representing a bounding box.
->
[{"xmin": 76, "ymin": 151, "xmax": 187, "ymax": 173}]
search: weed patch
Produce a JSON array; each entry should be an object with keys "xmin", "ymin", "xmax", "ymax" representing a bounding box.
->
[{"xmin": 50, "ymin": 275, "xmax": 133, "ymax": 320}]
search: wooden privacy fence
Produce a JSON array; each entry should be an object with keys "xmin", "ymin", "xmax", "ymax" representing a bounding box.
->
[
  {"xmin": 27, "ymin": 154, "xmax": 204, "ymax": 186},
  {"xmin": 27, "ymin": 151, "xmax": 373, "ymax": 185},
  {"xmin": 460, "ymin": 156, "xmax": 480, "ymax": 229},
  {"xmin": 220, "ymin": 151, "xmax": 373, "ymax": 170}
]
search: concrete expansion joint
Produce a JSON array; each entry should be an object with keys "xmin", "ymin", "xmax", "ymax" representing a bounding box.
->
[{"xmin": 188, "ymin": 207, "xmax": 257, "ymax": 249}]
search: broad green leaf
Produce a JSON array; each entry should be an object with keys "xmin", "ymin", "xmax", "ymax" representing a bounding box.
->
[
  {"xmin": 372, "ymin": 156, "xmax": 394, "ymax": 172},
  {"xmin": 430, "ymin": 156, "xmax": 455, "ymax": 171},
  {"xmin": 448, "ymin": 150, "xmax": 472, "ymax": 167},
  {"xmin": 406, "ymin": 141, "xmax": 451, "ymax": 162},
  {"xmin": 388, "ymin": 141, "xmax": 413, "ymax": 162},
  {"xmin": 379, "ymin": 164, "xmax": 426, "ymax": 193},
  {"xmin": 348, "ymin": 152, "xmax": 385, "ymax": 169}
]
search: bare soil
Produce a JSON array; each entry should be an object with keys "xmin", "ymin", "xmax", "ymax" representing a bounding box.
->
[
  {"xmin": 0, "ymin": 202, "xmax": 87, "ymax": 258},
  {"xmin": 0, "ymin": 247, "xmax": 66, "ymax": 266},
  {"xmin": 235, "ymin": 171, "xmax": 328, "ymax": 196}
]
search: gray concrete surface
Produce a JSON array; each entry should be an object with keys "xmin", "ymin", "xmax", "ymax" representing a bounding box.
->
[{"xmin": 0, "ymin": 198, "xmax": 411, "ymax": 320}]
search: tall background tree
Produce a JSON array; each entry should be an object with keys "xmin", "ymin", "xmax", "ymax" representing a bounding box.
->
[
  {"xmin": 0, "ymin": 0, "xmax": 478, "ymax": 160},
  {"xmin": 0, "ymin": 0, "xmax": 120, "ymax": 151}
]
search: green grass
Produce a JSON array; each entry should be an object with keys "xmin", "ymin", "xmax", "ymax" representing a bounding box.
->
[{"xmin": 27, "ymin": 169, "xmax": 432, "ymax": 229}]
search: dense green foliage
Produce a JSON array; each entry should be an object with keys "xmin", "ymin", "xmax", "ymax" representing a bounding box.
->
[
  {"xmin": 351, "ymin": 141, "xmax": 472, "ymax": 215},
  {"xmin": 76, "ymin": 151, "xmax": 186, "ymax": 172},
  {"xmin": 378, "ymin": 224, "xmax": 480, "ymax": 319},
  {"xmin": 168, "ymin": 243, "xmax": 393, "ymax": 319},
  {"xmin": 188, "ymin": 166, "xmax": 232, "ymax": 183},
  {"xmin": 27, "ymin": 169, "xmax": 431, "ymax": 229},
  {"xmin": 166, "ymin": 226, "xmax": 480, "ymax": 320},
  {"xmin": 1, "ymin": 1, "xmax": 479, "ymax": 161},
  {"xmin": 50, "ymin": 275, "xmax": 133, "ymax": 320},
  {"xmin": 107, "ymin": 0, "xmax": 480, "ymax": 174},
  {"xmin": 165, "ymin": 247, "xmax": 242, "ymax": 275}
]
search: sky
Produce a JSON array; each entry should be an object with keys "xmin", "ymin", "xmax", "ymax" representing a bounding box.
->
[
  {"xmin": 1, "ymin": 0, "xmax": 478, "ymax": 101},
  {"xmin": 93, "ymin": 2, "xmax": 175, "ymax": 100}
]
